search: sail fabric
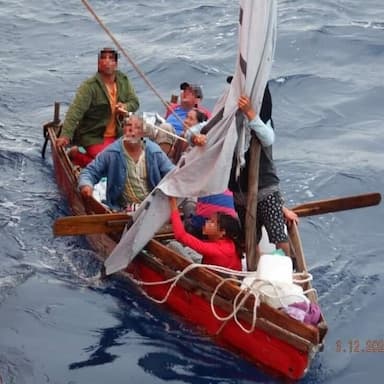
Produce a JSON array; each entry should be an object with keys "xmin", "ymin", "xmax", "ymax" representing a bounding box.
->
[{"xmin": 105, "ymin": 0, "xmax": 277, "ymax": 275}]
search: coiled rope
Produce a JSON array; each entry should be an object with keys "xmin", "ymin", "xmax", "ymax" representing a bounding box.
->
[{"xmin": 128, "ymin": 262, "xmax": 316, "ymax": 334}]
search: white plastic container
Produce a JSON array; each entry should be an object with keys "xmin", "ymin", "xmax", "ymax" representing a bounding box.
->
[
  {"xmin": 257, "ymin": 282, "xmax": 309, "ymax": 308},
  {"xmin": 255, "ymin": 253, "xmax": 293, "ymax": 284}
]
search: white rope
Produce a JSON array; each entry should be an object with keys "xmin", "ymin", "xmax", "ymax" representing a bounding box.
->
[
  {"xmin": 293, "ymin": 271, "xmax": 313, "ymax": 284},
  {"xmin": 209, "ymin": 275, "xmax": 261, "ymax": 333},
  {"xmin": 128, "ymin": 262, "xmax": 317, "ymax": 334},
  {"xmin": 155, "ymin": 124, "xmax": 188, "ymax": 143},
  {"xmin": 129, "ymin": 262, "xmax": 245, "ymax": 304}
]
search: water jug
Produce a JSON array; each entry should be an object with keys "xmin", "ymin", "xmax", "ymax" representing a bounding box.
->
[{"xmin": 255, "ymin": 253, "xmax": 293, "ymax": 284}]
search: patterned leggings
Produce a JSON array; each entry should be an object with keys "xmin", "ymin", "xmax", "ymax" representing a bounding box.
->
[{"xmin": 235, "ymin": 191, "xmax": 288, "ymax": 244}]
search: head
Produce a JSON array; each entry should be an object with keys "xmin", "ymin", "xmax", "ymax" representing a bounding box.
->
[
  {"xmin": 97, "ymin": 47, "xmax": 118, "ymax": 76},
  {"xmin": 202, "ymin": 212, "xmax": 243, "ymax": 257},
  {"xmin": 179, "ymin": 82, "xmax": 202, "ymax": 109},
  {"xmin": 122, "ymin": 115, "xmax": 144, "ymax": 145},
  {"xmin": 203, "ymin": 212, "xmax": 241, "ymax": 242},
  {"xmin": 202, "ymin": 213, "xmax": 224, "ymax": 239},
  {"xmin": 183, "ymin": 108, "xmax": 208, "ymax": 131}
]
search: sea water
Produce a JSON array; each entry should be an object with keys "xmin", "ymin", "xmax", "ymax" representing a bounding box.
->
[{"xmin": 1, "ymin": 1, "xmax": 384, "ymax": 383}]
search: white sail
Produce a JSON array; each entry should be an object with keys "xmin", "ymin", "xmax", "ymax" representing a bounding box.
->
[{"xmin": 105, "ymin": 0, "xmax": 277, "ymax": 275}]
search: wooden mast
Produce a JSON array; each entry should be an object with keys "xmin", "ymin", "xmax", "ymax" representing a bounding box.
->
[{"xmin": 245, "ymin": 136, "xmax": 261, "ymax": 271}]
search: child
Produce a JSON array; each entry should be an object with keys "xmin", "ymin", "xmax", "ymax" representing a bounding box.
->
[{"xmin": 169, "ymin": 197, "xmax": 243, "ymax": 271}]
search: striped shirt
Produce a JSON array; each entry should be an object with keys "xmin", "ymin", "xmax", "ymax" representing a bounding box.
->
[{"xmin": 121, "ymin": 146, "xmax": 149, "ymax": 206}]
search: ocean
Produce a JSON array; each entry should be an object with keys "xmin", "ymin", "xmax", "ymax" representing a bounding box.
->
[{"xmin": 1, "ymin": 0, "xmax": 383, "ymax": 383}]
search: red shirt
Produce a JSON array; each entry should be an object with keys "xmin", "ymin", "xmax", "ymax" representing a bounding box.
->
[{"xmin": 171, "ymin": 211, "xmax": 242, "ymax": 271}]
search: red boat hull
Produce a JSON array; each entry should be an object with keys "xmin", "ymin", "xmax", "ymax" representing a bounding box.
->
[{"xmin": 127, "ymin": 261, "xmax": 310, "ymax": 380}]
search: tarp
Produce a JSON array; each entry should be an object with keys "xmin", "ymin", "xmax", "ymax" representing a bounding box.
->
[{"xmin": 105, "ymin": 0, "xmax": 277, "ymax": 275}]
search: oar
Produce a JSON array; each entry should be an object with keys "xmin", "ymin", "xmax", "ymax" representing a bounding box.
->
[
  {"xmin": 291, "ymin": 192, "xmax": 381, "ymax": 217},
  {"xmin": 53, "ymin": 213, "xmax": 132, "ymax": 236},
  {"xmin": 53, "ymin": 192, "xmax": 381, "ymax": 236}
]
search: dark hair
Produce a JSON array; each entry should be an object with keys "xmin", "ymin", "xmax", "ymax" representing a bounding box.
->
[
  {"xmin": 217, "ymin": 213, "xmax": 243, "ymax": 259},
  {"xmin": 260, "ymin": 83, "xmax": 272, "ymax": 124},
  {"xmin": 180, "ymin": 82, "xmax": 203, "ymax": 99},
  {"xmin": 192, "ymin": 108, "xmax": 208, "ymax": 123},
  {"xmin": 99, "ymin": 47, "xmax": 118, "ymax": 62}
]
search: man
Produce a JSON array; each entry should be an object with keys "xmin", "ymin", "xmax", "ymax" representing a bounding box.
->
[
  {"xmin": 78, "ymin": 115, "xmax": 174, "ymax": 211},
  {"xmin": 186, "ymin": 82, "xmax": 211, "ymax": 120},
  {"xmin": 165, "ymin": 82, "xmax": 211, "ymax": 136},
  {"xmin": 56, "ymin": 48, "xmax": 140, "ymax": 167}
]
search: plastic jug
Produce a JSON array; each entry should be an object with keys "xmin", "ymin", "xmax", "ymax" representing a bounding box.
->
[{"xmin": 255, "ymin": 251, "xmax": 293, "ymax": 284}]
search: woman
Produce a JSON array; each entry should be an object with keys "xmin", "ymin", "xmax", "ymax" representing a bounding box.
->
[
  {"xmin": 171, "ymin": 108, "xmax": 208, "ymax": 164},
  {"xmin": 169, "ymin": 197, "xmax": 243, "ymax": 271}
]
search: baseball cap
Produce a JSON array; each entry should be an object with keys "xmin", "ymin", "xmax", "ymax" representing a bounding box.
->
[{"xmin": 180, "ymin": 82, "xmax": 203, "ymax": 99}]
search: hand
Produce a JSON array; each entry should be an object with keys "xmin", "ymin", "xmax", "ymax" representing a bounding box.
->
[
  {"xmin": 283, "ymin": 207, "xmax": 299, "ymax": 227},
  {"xmin": 192, "ymin": 134, "xmax": 207, "ymax": 146},
  {"xmin": 169, "ymin": 196, "xmax": 178, "ymax": 212},
  {"xmin": 80, "ymin": 185, "xmax": 93, "ymax": 198},
  {"xmin": 238, "ymin": 95, "xmax": 256, "ymax": 121},
  {"xmin": 56, "ymin": 136, "xmax": 70, "ymax": 147},
  {"xmin": 116, "ymin": 102, "xmax": 128, "ymax": 116}
]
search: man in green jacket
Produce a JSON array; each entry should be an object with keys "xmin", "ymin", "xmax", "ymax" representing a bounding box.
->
[{"xmin": 56, "ymin": 48, "xmax": 139, "ymax": 167}]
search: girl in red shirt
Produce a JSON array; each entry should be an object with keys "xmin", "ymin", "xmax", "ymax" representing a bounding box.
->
[{"xmin": 169, "ymin": 197, "xmax": 243, "ymax": 270}]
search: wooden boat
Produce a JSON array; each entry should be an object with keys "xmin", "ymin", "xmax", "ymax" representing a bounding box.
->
[{"xmin": 42, "ymin": 104, "xmax": 328, "ymax": 380}]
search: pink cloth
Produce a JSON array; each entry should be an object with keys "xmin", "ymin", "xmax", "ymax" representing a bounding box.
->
[{"xmin": 285, "ymin": 302, "xmax": 322, "ymax": 325}]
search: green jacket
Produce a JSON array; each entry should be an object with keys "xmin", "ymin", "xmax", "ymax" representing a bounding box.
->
[{"xmin": 62, "ymin": 70, "xmax": 139, "ymax": 147}]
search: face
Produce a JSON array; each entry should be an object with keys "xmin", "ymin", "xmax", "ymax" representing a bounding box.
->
[
  {"xmin": 180, "ymin": 88, "xmax": 197, "ymax": 109},
  {"xmin": 183, "ymin": 109, "xmax": 199, "ymax": 130},
  {"xmin": 98, "ymin": 52, "xmax": 117, "ymax": 76},
  {"xmin": 123, "ymin": 116, "xmax": 143, "ymax": 144},
  {"xmin": 202, "ymin": 214, "xmax": 224, "ymax": 238}
]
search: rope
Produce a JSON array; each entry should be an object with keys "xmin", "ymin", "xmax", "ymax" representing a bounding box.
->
[
  {"xmin": 128, "ymin": 262, "xmax": 317, "ymax": 334},
  {"xmin": 151, "ymin": 123, "xmax": 188, "ymax": 143},
  {"xmin": 81, "ymin": 0, "xmax": 186, "ymax": 130}
]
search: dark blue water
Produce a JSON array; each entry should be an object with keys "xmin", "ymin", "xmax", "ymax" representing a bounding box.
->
[{"xmin": 1, "ymin": 1, "xmax": 383, "ymax": 383}]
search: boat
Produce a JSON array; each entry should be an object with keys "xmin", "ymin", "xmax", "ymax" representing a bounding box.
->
[{"xmin": 42, "ymin": 104, "xmax": 329, "ymax": 380}]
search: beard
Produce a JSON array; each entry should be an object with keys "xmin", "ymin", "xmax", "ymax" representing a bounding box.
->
[{"xmin": 123, "ymin": 136, "xmax": 141, "ymax": 144}]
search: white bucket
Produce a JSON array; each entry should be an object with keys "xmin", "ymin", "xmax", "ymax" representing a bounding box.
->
[{"xmin": 255, "ymin": 253, "xmax": 293, "ymax": 284}]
